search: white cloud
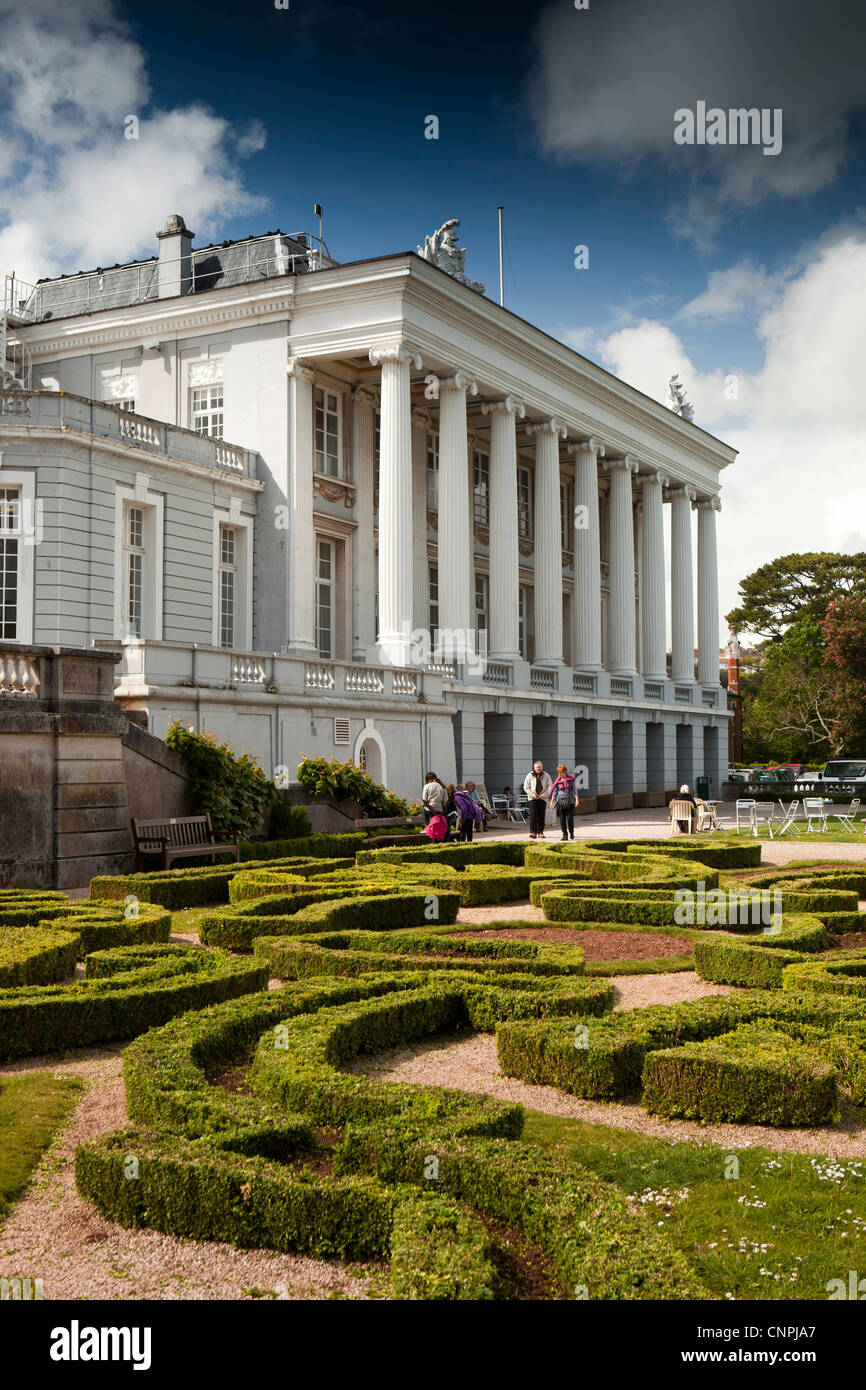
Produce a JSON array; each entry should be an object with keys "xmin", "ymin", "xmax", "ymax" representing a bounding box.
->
[
  {"xmin": 584, "ymin": 233, "xmax": 866, "ymax": 629},
  {"xmin": 527, "ymin": 0, "xmax": 866, "ymax": 245},
  {"xmin": 0, "ymin": 0, "xmax": 266, "ymax": 282},
  {"xmin": 677, "ymin": 261, "xmax": 781, "ymax": 321}
]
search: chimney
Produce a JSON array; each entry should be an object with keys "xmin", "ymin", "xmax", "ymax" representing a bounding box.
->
[{"xmin": 156, "ymin": 214, "xmax": 194, "ymax": 298}]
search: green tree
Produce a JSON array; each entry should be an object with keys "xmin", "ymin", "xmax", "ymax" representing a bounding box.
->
[
  {"xmin": 822, "ymin": 594, "xmax": 866, "ymax": 755},
  {"xmin": 741, "ymin": 615, "xmax": 838, "ymax": 762},
  {"xmin": 726, "ymin": 553, "xmax": 866, "ymax": 642}
]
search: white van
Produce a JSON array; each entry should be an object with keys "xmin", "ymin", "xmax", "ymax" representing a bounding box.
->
[{"xmin": 817, "ymin": 759, "xmax": 866, "ymax": 793}]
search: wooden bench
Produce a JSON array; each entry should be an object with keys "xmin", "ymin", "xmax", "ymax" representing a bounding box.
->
[
  {"xmin": 131, "ymin": 815, "xmax": 240, "ymax": 872},
  {"xmin": 353, "ymin": 816, "xmax": 424, "ymax": 832},
  {"xmin": 354, "ymin": 814, "xmax": 427, "ymax": 849}
]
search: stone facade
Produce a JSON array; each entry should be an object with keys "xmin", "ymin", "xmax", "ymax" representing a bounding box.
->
[{"xmin": 0, "ymin": 215, "xmax": 735, "ymax": 804}]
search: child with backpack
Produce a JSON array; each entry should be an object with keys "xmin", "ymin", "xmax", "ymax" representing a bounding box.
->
[{"xmin": 548, "ymin": 764, "xmax": 578, "ymax": 840}]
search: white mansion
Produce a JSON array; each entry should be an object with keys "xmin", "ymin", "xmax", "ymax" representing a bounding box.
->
[{"xmin": 0, "ymin": 215, "xmax": 734, "ymax": 803}]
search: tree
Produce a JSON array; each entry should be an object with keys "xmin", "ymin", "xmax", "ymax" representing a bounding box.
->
[
  {"xmin": 726, "ymin": 553, "xmax": 866, "ymax": 642},
  {"xmin": 741, "ymin": 615, "xmax": 839, "ymax": 762},
  {"xmin": 822, "ymin": 594, "xmax": 866, "ymax": 755}
]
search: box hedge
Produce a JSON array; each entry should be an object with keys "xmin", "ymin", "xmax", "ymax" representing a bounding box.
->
[{"xmin": 641, "ymin": 1022, "xmax": 838, "ymax": 1126}]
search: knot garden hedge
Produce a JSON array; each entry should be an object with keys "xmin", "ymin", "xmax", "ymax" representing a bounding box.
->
[{"xmin": 6, "ymin": 833, "xmax": 866, "ymax": 1297}]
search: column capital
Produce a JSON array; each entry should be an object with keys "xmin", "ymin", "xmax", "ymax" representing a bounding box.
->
[
  {"xmin": 568, "ymin": 436, "xmax": 605, "ymax": 459},
  {"xmin": 693, "ymin": 495, "xmax": 722, "ymax": 513},
  {"xmin": 369, "ymin": 340, "xmax": 423, "ymax": 370},
  {"xmin": 286, "ymin": 355, "xmax": 317, "ymax": 381},
  {"xmin": 665, "ymin": 483, "xmax": 697, "ymax": 503},
  {"xmin": 439, "ymin": 369, "xmax": 478, "ymax": 395},
  {"xmin": 411, "ymin": 407, "xmax": 433, "ymax": 428},
  {"xmin": 528, "ymin": 417, "xmax": 567, "ymax": 440},
  {"xmin": 481, "ymin": 395, "xmax": 526, "ymax": 420},
  {"xmin": 608, "ymin": 453, "xmax": 639, "ymax": 475},
  {"xmin": 641, "ymin": 466, "xmax": 669, "ymax": 487},
  {"xmin": 352, "ymin": 385, "xmax": 379, "ymax": 409}
]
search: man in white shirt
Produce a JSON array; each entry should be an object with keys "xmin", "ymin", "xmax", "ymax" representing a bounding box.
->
[{"xmin": 523, "ymin": 761, "xmax": 552, "ymax": 838}]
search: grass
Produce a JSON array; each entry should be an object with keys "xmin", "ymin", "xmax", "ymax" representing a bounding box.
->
[
  {"xmin": 523, "ymin": 1109, "xmax": 866, "ymax": 1300},
  {"xmin": 712, "ymin": 824, "xmax": 866, "ymax": 845},
  {"xmin": 0, "ymin": 1071, "xmax": 84, "ymax": 1223}
]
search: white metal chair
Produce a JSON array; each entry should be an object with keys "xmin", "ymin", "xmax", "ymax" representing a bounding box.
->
[
  {"xmin": 510, "ymin": 795, "xmax": 530, "ymax": 824},
  {"xmin": 751, "ymin": 801, "xmax": 776, "ymax": 837},
  {"xmin": 735, "ymin": 798, "xmax": 756, "ymax": 833},
  {"xmin": 803, "ymin": 797, "xmax": 829, "ymax": 832},
  {"xmin": 830, "ymin": 797, "xmax": 860, "ymax": 833},
  {"xmin": 775, "ymin": 799, "xmax": 803, "ymax": 836}
]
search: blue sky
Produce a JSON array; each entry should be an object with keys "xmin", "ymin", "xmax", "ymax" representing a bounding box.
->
[{"xmin": 1, "ymin": 0, "xmax": 865, "ymax": 626}]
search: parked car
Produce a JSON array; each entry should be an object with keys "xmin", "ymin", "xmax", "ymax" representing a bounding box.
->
[{"xmin": 817, "ymin": 760, "xmax": 866, "ymax": 793}]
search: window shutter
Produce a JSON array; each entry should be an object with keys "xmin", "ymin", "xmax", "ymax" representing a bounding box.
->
[{"xmin": 334, "ymin": 718, "xmax": 351, "ymax": 746}]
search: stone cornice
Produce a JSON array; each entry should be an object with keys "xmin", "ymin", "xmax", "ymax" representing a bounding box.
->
[{"xmin": 23, "ymin": 288, "xmax": 295, "ymax": 358}]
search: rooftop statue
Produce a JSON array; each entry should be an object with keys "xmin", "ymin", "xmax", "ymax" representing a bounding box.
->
[
  {"xmin": 665, "ymin": 373, "xmax": 695, "ymax": 422},
  {"xmin": 417, "ymin": 219, "xmax": 485, "ymax": 294}
]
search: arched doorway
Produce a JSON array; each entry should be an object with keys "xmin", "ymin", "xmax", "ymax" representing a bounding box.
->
[{"xmin": 353, "ymin": 724, "xmax": 386, "ymax": 786}]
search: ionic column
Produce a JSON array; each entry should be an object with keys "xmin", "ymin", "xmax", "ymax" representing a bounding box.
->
[
  {"xmin": 607, "ymin": 455, "xmax": 639, "ymax": 676},
  {"xmin": 437, "ymin": 370, "xmax": 477, "ymax": 660},
  {"xmin": 529, "ymin": 418, "xmax": 567, "ymax": 665},
  {"xmin": 570, "ymin": 437, "xmax": 605, "ymax": 670},
  {"xmin": 694, "ymin": 495, "xmax": 722, "ymax": 686},
  {"xmin": 286, "ymin": 357, "xmax": 317, "ymax": 652},
  {"xmin": 481, "ymin": 396, "xmax": 524, "ymax": 660},
  {"xmin": 369, "ymin": 342, "xmax": 422, "ymax": 665},
  {"xmin": 352, "ymin": 385, "xmax": 378, "ymax": 658},
  {"xmin": 411, "ymin": 409, "xmax": 432, "ymax": 636},
  {"xmin": 640, "ymin": 467, "xmax": 669, "ymax": 680},
  {"xmin": 669, "ymin": 484, "xmax": 697, "ymax": 681}
]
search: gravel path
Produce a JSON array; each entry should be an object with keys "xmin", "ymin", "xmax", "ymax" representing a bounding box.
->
[
  {"xmin": 0, "ymin": 1047, "xmax": 377, "ymax": 1301},
  {"xmin": 355, "ymin": 1030, "xmax": 866, "ymax": 1159}
]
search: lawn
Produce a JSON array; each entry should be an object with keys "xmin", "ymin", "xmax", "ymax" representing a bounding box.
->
[
  {"xmin": 524, "ymin": 1109, "xmax": 866, "ymax": 1299},
  {"xmin": 0, "ymin": 1072, "xmax": 83, "ymax": 1222}
]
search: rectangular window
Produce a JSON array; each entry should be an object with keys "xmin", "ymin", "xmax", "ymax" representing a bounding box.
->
[
  {"xmin": 473, "ymin": 449, "xmax": 490, "ymax": 526},
  {"xmin": 0, "ymin": 487, "xmax": 21, "ymax": 641},
  {"xmin": 316, "ymin": 538, "xmax": 334, "ymax": 658},
  {"xmin": 517, "ymin": 467, "xmax": 532, "ymax": 539},
  {"xmin": 518, "ymin": 585, "xmax": 526, "ymax": 659},
  {"xmin": 426, "ymin": 432, "xmax": 439, "ymax": 511},
  {"xmin": 123, "ymin": 504, "xmax": 145, "ymax": 638},
  {"xmin": 315, "ymin": 388, "xmax": 341, "ymax": 477},
  {"xmin": 218, "ymin": 525, "xmax": 237, "ymax": 648},
  {"xmin": 474, "ymin": 573, "xmax": 488, "ymax": 632},
  {"xmin": 117, "ymin": 399, "xmax": 136, "ymax": 413},
  {"xmin": 560, "ymin": 482, "xmax": 571, "ymax": 550},
  {"xmin": 429, "ymin": 564, "xmax": 439, "ymax": 643},
  {"xmin": 191, "ymin": 385, "xmax": 224, "ymax": 439}
]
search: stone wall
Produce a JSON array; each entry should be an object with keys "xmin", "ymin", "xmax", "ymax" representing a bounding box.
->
[{"xmin": 0, "ymin": 646, "xmax": 191, "ymax": 889}]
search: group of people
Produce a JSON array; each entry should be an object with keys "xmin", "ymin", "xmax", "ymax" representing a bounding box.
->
[
  {"xmin": 420, "ymin": 775, "xmax": 492, "ymax": 842},
  {"xmin": 421, "ymin": 760, "xmax": 580, "ymax": 842}
]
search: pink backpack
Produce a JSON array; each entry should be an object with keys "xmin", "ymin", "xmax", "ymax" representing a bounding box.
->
[{"xmin": 425, "ymin": 814, "xmax": 447, "ymax": 841}]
